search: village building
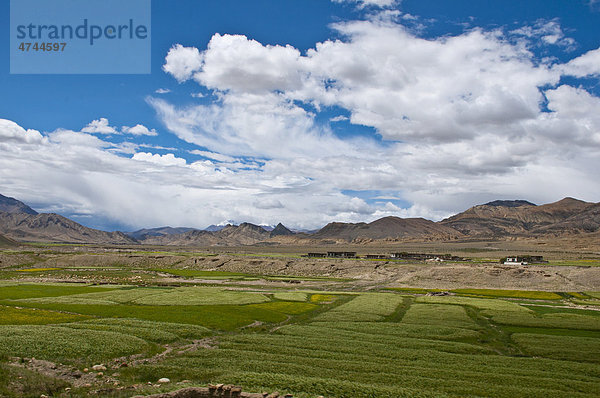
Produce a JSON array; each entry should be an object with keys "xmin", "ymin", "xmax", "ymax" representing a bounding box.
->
[
  {"xmin": 504, "ymin": 257, "xmax": 528, "ymax": 265},
  {"xmin": 390, "ymin": 253, "xmax": 464, "ymax": 261},
  {"xmin": 502, "ymin": 255, "xmax": 546, "ymax": 265},
  {"xmin": 327, "ymin": 251, "xmax": 357, "ymax": 258}
]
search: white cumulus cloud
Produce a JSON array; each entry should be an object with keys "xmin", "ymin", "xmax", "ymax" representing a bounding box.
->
[
  {"xmin": 162, "ymin": 44, "xmax": 203, "ymax": 82},
  {"xmin": 122, "ymin": 124, "xmax": 158, "ymax": 136},
  {"xmin": 81, "ymin": 118, "xmax": 119, "ymax": 135},
  {"xmin": 132, "ymin": 152, "xmax": 187, "ymax": 166},
  {"xmin": 0, "ymin": 119, "xmax": 46, "ymax": 144},
  {"xmin": 151, "ymin": 16, "xmax": 600, "ymax": 226},
  {"xmin": 332, "ymin": 0, "xmax": 397, "ymax": 9},
  {"xmin": 559, "ymin": 47, "xmax": 600, "ymax": 77}
]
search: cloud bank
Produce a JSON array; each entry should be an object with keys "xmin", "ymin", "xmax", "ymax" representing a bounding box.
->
[{"xmin": 2, "ymin": 14, "xmax": 599, "ymax": 231}]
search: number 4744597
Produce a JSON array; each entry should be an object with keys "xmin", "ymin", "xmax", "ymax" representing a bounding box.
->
[{"xmin": 18, "ymin": 42, "xmax": 67, "ymax": 52}]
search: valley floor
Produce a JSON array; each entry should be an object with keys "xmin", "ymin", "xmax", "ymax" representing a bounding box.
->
[{"xmin": 0, "ymin": 245, "xmax": 599, "ymax": 397}]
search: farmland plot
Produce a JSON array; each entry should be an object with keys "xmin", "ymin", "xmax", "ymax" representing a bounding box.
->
[{"xmin": 0, "ymin": 282, "xmax": 599, "ymax": 397}]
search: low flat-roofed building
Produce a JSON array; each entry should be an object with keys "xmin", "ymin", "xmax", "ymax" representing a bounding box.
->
[
  {"xmin": 327, "ymin": 251, "xmax": 357, "ymax": 258},
  {"xmin": 365, "ymin": 254, "xmax": 388, "ymax": 259}
]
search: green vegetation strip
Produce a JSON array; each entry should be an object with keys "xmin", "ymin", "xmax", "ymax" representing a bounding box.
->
[
  {"xmin": 452, "ymin": 289, "xmax": 563, "ymax": 300},
  {"xmin": 5, "ymin": 302, "xmax": 287, "ymax": 330},
  {"xmin": 316, "ymin": 293, "xmax": 405, "ymax": 322},
  {"xmin": 250, "ymin": 301, "xmax": 317, "ymax": 315},
  {"xmin": 417, "ymin": 295, "xmax": 600, "ymax": 331},
  {"xmin": 0, "ymin": 284, "xmax": 118, "ymax": 300},
  {"xmin": 15, "ymin": 286, "xmax": 270, "ymax": 306},
  {"xmin": 273, "ymin": 292, "xmax": 307, "ymax": 302},
  {"xmin": 64, "ymin": 318, "xmax": 211, "ymax": 343},
  {"xmin": 154, "ymin": 269, "xmax": 258, "ymax": 280},
  {"xmin": 513, "ymin": 333, "xmax": 600, "ymax": 363},
  {"xmin": 17, "ymin": 268, "xmax": 61, "ymax": 272},
  {"xmin": 310, "ymin": 294, "xmax": 336, "ymax": 303},
  {"xmin": 585, "ymin": 292, "xmax": 600, "ymax": 299},
  {"xmin": 0, "ymin": 325, "xmax": 150, "ymax": 363},
  {"xmin": 154, "ymin": 268, "xmax": 349, "ymax": 282},
  {"xmin": 402, "ymin": 303, "xmax": 480, "ymax": 330},
  {"xmin": 0, "ymin": 305, "xmax": 91, "ymax": 325}
]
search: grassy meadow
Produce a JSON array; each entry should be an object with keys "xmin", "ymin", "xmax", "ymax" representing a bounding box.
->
[{"xmin": 0, "ymin": 255, "xmax": 599, "ymax": 397}]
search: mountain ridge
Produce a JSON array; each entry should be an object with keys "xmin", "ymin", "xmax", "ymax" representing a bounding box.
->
[
  {"xmin": 0, "ymin": 212, "xmax": 137, "ymax": 245},
  {"xmin": 142, "ymin": 222, "xmax": 271, "ymax": 246},
  {"xmin": 483, "ymin": 200, "xmax": 536, "ymax": 207},
  {"xmin": 440, "ymin": 197, "xmax": 597, "ymax": 237},
  {"xmin": 312, "ymin": 216, "xmax": 462, "ymax": 242},
  {"xmin": 0, "ymin": 193, "xmax": 38, "ymax": 215},
  {"xmin": 0, "ymin": 193, "xmax": 598, "ymax": 245},
  {"xmin": 127, "ymin": 226, "xmax": 199, "ymax": 241},
  {"xmin": 270, "ymin": 223, "xmax": 294, "ymax": 238}
]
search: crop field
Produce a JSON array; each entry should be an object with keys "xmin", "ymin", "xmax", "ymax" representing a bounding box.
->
[
  {"xmin": 0, "ymin": 250, "xmax": 600, "ymax": 397},
  {"xmin": 154, "ymin": 268, "xmax": 350, "ymax": 283},
  {"xmin": 512, "ymin": 333, "xmax": 600, "ymax": 363},
  {"xmin": 0, "ymin": 324, "xmax": 155, "ymax": 363},
  {"xmin": 0, "ymin": 305, "xmax": 91, "ymax": 325},
  {"xmin": 401, "ymin": 303, "xmax": 479, "ymax": 329},
  {"xmin": 586, "ymin": 291, "xmax": 600, "ymax": 299},
  {"xmin": 314, "ymin": 293, "xmax": 406, "ymax": 322},
  {"xmin": 452, "ymin": 288, "xmax": 563, "ymax": 300},
  {"xmin": 154, "ymin": 269, "xmax": 257, "ymax": 280},
  {"xmin": 273, "ymin": 292, "xmax": 308, "ymax": 301}
]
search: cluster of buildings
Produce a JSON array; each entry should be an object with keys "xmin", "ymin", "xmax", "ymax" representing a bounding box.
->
[
  {"xmin": 303, "ymin": 252, "xmax": 546, "ymax": 265},
  {"xmin": 503, "ymin": 256, "xmax": 546, "ymax": 265},
  {"xmin": 304, "ymin": 251, "xmax": 466, "ymax": 261}
]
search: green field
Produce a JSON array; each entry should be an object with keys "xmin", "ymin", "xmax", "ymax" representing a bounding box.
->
[
  {"xmin": 452, "ymin": 288, "xmax": 563, "ymax": 300},
  {"xmin": 0, "ymin": 280, "xmax": 599, "ymax": 397},
  {"xmin": 155, "ymin": 268, "xmax": 350, "ymax": 282}
]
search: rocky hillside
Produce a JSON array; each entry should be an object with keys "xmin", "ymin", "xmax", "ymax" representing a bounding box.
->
[
  {"xmin": 312, "ymin": 216, "xmax": 463, "ymax": 242},
  {"xmin": 532, "ymin": 201, "xmax": 600, "ymax": 235},
  {"xmin": 0, "ymin": 233, "xmax": 18, "ymax": 247},
  {"xmin": 440, "ymin": 198, "xmax": 598, "ymax": 236},
  {"xmin": 0, "ymin": 193, "xmax": 38, "ymax": 215},
  {"xmin": 127, "ymin": 226, "xmax": 199, "ymax": 241},
  {"xmin": 270, "ymin": 223, "xmax": 294, "ymax": 238},
  {"xmin": 142, "ymin": 222, "xmax": 271, "ymax": 246},
  {"xmin": 0, "ymin": 212, "xmax": 137, "ymax": 244}
]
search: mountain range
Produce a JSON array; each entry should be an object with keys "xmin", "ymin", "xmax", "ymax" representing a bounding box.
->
[
  {"xmin": 439, "ymin": 198, "xmax": 599, "ymax": 237},
  {"xmin": 0, "ymin": 193, "xmax": 598, "ymax": 245}
]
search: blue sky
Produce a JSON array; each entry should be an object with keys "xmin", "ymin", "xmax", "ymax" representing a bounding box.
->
[{"xmin": 1, "ymin": 0, "xmax": 599, "ymax": 231}]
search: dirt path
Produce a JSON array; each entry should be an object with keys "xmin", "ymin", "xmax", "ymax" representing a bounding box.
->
[
  {"xmin": 8, "ymin": 337, "xmax": 219, "ymax": 392},
  {"xmin": 9, "ymin": 357, "xmax": 116, "ymax": 388}
]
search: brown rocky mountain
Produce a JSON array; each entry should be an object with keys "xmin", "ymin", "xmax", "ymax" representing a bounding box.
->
[
  {"xmin": 0, "ymin": 212, "xmax": 137, "ymax": 244},
  {"xmin": 270, "ymin": 223, "xmax": 294, "ymax": 238},
  {"xmin": 532, "ymin": 201, "xmax": 600, "ymax": 235},
  {"xmin": 312, "ymin": 216, "xmax": 463, "ymax": 242},
  {"xmin": 0, "ymin": 193, "xmax": 38, "ymax": 215},
  {"xmin": 143, "ymin": 222, "xmax": 271, "ymax": 246},
  {"xmin": 0, "ymin": 233, "xmax": 18, "ymax": 247},
  {"xmin": 440, "ymin": 198, "xmax": 598, "ymax": 237},
  {"xmin": 1, "ymin": 192, "xmax": 598, "ymax": 245},
  {"xmin": 127, "ymin": 226, "xmax": 199, "ymax": 241}
]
